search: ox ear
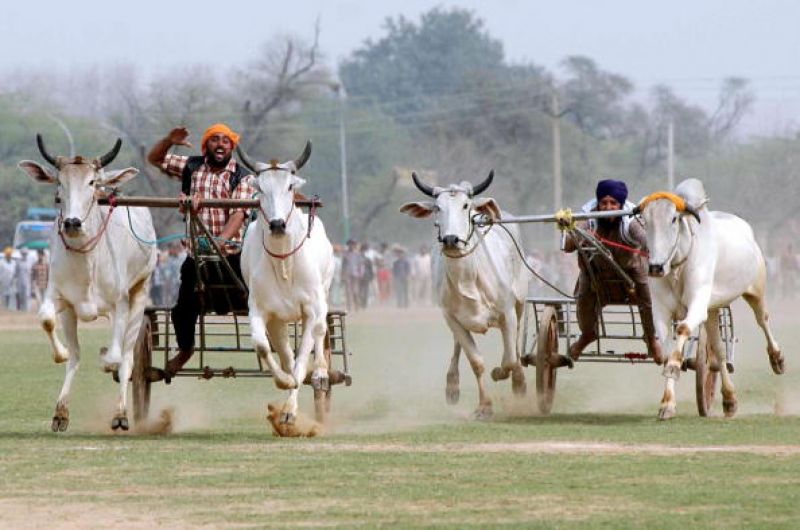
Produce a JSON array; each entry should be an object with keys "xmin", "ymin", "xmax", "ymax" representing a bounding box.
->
[
  {"xmin": 399, "ymin": 201, "xmax": 435, "ymax": 219},
  {"xmin": 99, "ymin": 167, "xmax": 139, "ymax": 188},
  {"xmin": 18, "ymin": 160, "xmax": 56, "ymax": 184},
  {"xmin": 473, "ymin": 197, "xmax": 501, "ymax": 221}
]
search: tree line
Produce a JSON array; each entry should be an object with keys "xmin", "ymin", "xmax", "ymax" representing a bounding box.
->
[{"xmin": 0, "ymin": 7, "xmax": 797, "ymax": 251}]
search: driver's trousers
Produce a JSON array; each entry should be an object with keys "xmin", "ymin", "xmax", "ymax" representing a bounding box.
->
[
  {"xmin": 171, "ymin": 253, "xmax": 244, "ymax": 352},
  {"xmin": 575, "ymin": 265, "xmax": 657, "ymax": 343}
]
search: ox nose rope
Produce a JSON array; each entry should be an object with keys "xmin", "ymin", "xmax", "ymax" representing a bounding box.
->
[
  {"xmin": 58, "ymin": 193, "xmax": 117, "ymax": 254},
  {"xmin": 259, "ymin": 195, "xmax": 318, "ymax": 260},
  {"xmin": 438, "ymin": 213, "xmax": 484, "ymax": 259}
]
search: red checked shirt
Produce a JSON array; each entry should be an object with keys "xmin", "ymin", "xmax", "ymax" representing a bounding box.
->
[{"xmin": 161, "ymin": 153, "xmax": 256, "ymax": 254}]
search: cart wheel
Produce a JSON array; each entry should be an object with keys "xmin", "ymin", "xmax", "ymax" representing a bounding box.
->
[
  {"xmin": 132, "ymin": 314, "xmax": 153, "ymax": 423},
  {"xmin": 695, "ymin": 328, "xmax": 718, "ymax": 417},
  {"xmin": 535, "ymin": 306, "xmax": 559, "ymax": 415}
]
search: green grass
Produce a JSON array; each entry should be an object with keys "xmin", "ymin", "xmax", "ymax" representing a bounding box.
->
[{"xmin": 2, "ymin": 300, "xmax": 800, "ymax": 528}]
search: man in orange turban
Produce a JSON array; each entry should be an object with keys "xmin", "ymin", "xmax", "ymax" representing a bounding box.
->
[{"xmin": 147, "ymin": 124, "xmax": 256, "ymax": 378}]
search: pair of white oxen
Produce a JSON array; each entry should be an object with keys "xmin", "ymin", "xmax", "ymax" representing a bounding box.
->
[
  {"xmin": 19, "ymin": 136, "xmax": 334, "ymax": 432},
  {"xmin": 401, "ymin": 173, "xmax": 785, "ymax": 421}
]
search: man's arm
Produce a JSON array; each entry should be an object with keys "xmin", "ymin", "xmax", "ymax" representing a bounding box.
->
[
  {"xmin": 627, "ymin": 218, "xmax": 648, "ymax": 251},
  {"xmin": 217, "ymin": 211, "xmax": 247, "ymax": 255},
  {"xmin": 147, "ymin": 127, "xmax": 193, "ymax": 168}
]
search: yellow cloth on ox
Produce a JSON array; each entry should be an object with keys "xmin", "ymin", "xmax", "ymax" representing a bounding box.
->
[
  {"xmin": 200, "ymin": 123, "xmax": 241, "ymax": 154},
  {"xmin": 638, "ymin": 191, "xmax": 687, "ymax": 212}
]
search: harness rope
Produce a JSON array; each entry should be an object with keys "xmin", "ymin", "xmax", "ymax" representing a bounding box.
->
[
  {"xmin": 259, "ymin": 196, "xmax": 318, "ymax": 260},
  {"xmin": 58, "ymin": 194, "xmax": 117, "ymax": 254},
  {"xmin": 592, "ymin": 233, "xmax": 649, "ymax": 258}
]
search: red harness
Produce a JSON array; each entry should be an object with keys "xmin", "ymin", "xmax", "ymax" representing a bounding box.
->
[
  {"xmin": 593, "ymin": 232, "xmax": 649, "ymax": 258},
  {"xmin": 259, "ymin": 197, "xmax": 318, "ymax": 260}
]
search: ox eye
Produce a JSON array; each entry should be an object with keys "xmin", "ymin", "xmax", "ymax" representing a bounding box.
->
[
  {"xmin": 88, "ymin": 180, "xmax": 95, "ymax": 186},
  {"xmin": 672, "ymin": 216, "xmax": 677, "ymax": 224},
  {"xmin": 462, "ymin": 203, "xmax": 468, "ymax": 210},
  {"xmin": 288, "ymin": 183, "xmax": 294, "ymax": 191}
]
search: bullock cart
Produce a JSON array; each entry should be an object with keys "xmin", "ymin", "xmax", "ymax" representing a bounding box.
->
[
  {"xmin": 476, "ymin": 210, "xmax": 736, "ymax": 416},
  {"xmin": 101, "ymin": 196, "xmax": 352, "ymax": 423}
]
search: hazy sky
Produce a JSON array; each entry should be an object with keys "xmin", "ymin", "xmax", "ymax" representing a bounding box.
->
[{"xmin": 5, "ymin": 0, "xmax": 800, "ymax": 133}]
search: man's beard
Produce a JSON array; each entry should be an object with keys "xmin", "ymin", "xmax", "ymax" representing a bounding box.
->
[
  {"xmin": 597, "ymin": 217, "xmax": 621, "ymax": 230},
  {"xmin": 206, "ymin": 153, "xmax": 231, "ymax": 169}
]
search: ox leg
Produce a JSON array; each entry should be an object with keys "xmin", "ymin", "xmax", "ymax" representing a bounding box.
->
[
  {"xmin": 266, "ymin": 319, "xmax": 295, "ymax": 376},
  {"xmin": 659, "ymin": 290, "xmax": 710, "ymax": 420},
  {"xmin": 742, "ymin": 292, "xmax": 784, "ymax": 375},
  {"xmin": 39, "ymin": 290, "xmax": 68, "ymax": 363},
  {"xmin": 658, "ymin": 324, "xmax": 690, "ymax": 421},
  {"xmin": 250, "ymin": 304, "xmax": 296, "ymax": 390},
  {"xmin": 446, "ymin": 342, "xmax": 461, "ymax": 405},
  {"xmin": 52, "ymin": 307, "xmax": 80, "ymax": 432},
  {"xmin": 281, "ymin": 307, "xmax": 328, "ymax": 425},
  {"xmin": 444, "ymin": 314, "xmax": 492, "ymax": 419},
  {"xmin": 100, "ymin": 296, "xmax": 129, "ymax": 373},
  {"xmin": 308, "ymin": 298, "xmax": 331, "ymax": 392},
  {"xmin": 111, "ymin": 285, "xmax": 148, "ymax": 431},
  {"xmin": 706, "ymin": 310, "xmax": 737, "ymax": 417},
  {"xmin": 490, "ymin": 311, "xmax": 526, "ymax": 398}
]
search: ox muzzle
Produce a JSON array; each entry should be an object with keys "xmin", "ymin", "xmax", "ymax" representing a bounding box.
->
[
  {"xmin": 648, "ymin": 263, "xmax": 666, "ymax": 277},
  {"xmin": 62, "ymin": 217, "xmax": 83, "ymax": 237},
  {"xmin": 268, "ymin": 219, "xmax": 286, "ymax": 235},
  {"xmin": 440, "ymin": 235, "xmax": 460, "ymax": 249}
]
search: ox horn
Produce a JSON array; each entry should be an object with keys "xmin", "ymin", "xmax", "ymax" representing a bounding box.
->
[
  {"xmin": 684, "ymin": 204, "xmax": 701, "ymax": 223},
  {"xmin": 236, "ymin": 145, "xmax": 258, "ymax": 173},
  {"xmin": 471, "ymin": 170, "xmax": 494, "ymax": 196},
  {"xmin": 411, "ymin": 171, "xmax": 435, "ymax": 197},
  {"xmin": 36, "ymin": 134, "xmax": 58, "ymax": 167},
  {"xmin": 98, "ymin": 138, "xmax": 123, "ymax": 168},
  {"xmin": 294, "ymin": 140, "xmax": 312, "ymax": 170}
]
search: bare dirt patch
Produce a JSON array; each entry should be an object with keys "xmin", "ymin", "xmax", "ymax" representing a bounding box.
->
[{"xmin": 264, "ymin": 440, "xmax": 800, "ymax": 456}]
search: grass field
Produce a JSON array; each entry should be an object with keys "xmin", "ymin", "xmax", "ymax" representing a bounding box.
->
[{"xmin": 2, "ymin": 299, "xmax": 800, "ymax": 529}]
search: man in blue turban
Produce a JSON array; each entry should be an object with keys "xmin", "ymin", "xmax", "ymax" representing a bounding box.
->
[{"xmin": 561, "ymin": 179, "xmax": 663, "ymax": 364}]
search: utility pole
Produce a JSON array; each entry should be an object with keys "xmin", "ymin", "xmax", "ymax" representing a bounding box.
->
[
  {"xmin": 667, "ymin": 118, "xmax": 674, "ymax": 190},
  {"xmin": 332, "ymin": 83, "xmax": 350, "ymax": 241},
  {"xmin": 551, "ymin": 91, "xmax": 562, "ymax": 213}
]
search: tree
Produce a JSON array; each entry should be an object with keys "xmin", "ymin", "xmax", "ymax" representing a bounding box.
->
[
  {"xmin": 707, "ymin": 77, "xmax": 754, "ymax": 143},
  {"xmin": 559, "ymin": 56, "xmax": 634, "ymax": 140},
  {"xmin": 339, "ymin": 8, "xmax": 505, "ymax": 116}
]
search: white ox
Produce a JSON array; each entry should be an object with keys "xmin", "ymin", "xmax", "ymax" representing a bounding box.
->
[
  {"xmin": 400, "ymin": 172, "xmax": 528, "ymax": 419},
  {"xmin": 18, "ymin": 135, "xmax": 156, "ymax": 431},
  {"xmin": 236, "ymin": 142, "xmax": 335, "ymax": 430},
  {"xmin": 637, "ymin": 178, "xmax": 784, "ymax": 420}
]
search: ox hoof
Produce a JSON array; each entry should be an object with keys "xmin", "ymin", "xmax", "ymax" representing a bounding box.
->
[
  {"xmin": 51, "ymin": 415, "xmax": 69, "ymax": 432},
  {"xmin": 657, "ymin": 406, "xmax": 676, "ymax": 421},
  {"xmin": 723, "ymin": 399, "xmax": 738, "ymax": 418},
  {"xmin": 111, "ymin": 415, "xmax": 129, "ymax": 431},
  {"xmin": 520, "ymin": 354, "xmax": 535, "ymax": 367},
  {"xmin": 53, "ymin": 349, "xmax": 69, "ymax": 364},
  {"xmin": 769, "ymin": 354, "xmax": 785, "ymax": 375},
  {"xmin": 445, "ymin": 387, "xmax": 460, "ymax": 405},
  {"xmin": 472, "ymin": 406, "xmax": 493, "ymax": 421},
  {"xmin": 490, "ymin": 367, "xmax": 510, "ymax": 381},
  {"xmin": 279, "ymin": 412, "xmax": 296, "ymax": 425},
  {"xmin": 552, "ymin": 355, "xmax": 574, "ymax": 369},
  {"xmin": 311, "ymin": 375, "xmax": 330, "ymax": 393},
  {"xmin": 511, "ymin": 376, "xmax": 527, "ymax": 397}
]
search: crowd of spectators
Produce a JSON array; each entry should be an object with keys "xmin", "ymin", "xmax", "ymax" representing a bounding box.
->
[
  {"xmin": 335, "ymin": 240, "xmax": 434, "ymax": 311},
  {"xmin": 0, "ymin": 247, "xmax": 48, "ymax": 311},
  {"xmin": 7, "ymin": 240, "xmax": 799, "ymax": 314}
]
